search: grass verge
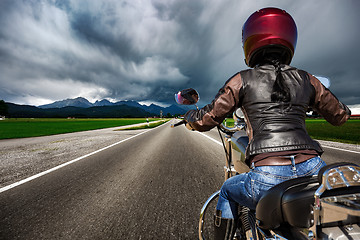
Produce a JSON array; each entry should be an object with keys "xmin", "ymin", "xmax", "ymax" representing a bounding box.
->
[
  {"xmin": 223, "ymin": 118, "xmax": 359, "ymax": 145},
  {"xmin": 0, "ymin": 118, "xmax": 160, "ymax": 139},
  {"xmin": 305, "ymin": 119, "xmax": 359, "ymax": 144},
  {"xmin": 116, "ymin": 120, "xmax": 169, "ymax": 130}
]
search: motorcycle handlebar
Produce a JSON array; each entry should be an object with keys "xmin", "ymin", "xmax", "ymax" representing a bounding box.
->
[
  {"xmin": 171, "ymin": 119, "xmax": 187, "ymax": 128},
  {"xmin": 171, "ymin": 119, "xmax": 245, "ymax": 133}
]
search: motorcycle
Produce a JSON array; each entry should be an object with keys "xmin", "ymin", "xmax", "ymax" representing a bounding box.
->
[{"xmin": 172, "ymin": 88, "xmax": 360, "ymax": 240}]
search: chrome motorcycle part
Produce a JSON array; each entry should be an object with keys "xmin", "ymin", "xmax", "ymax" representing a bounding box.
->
[
  {"xmin": 233, "ymin": 108, "xmax": 246, "ymax": 130},
  {"xmin": 199, "ymin": 190, "xmax": 220, "ymax": 240},
  {"xmin": 175, "ymin": 88, "xmax": 199, "ymax": 105},
  {"xmin": 312, "ymin": 163, "xmax": 360, "ymax": 239}
]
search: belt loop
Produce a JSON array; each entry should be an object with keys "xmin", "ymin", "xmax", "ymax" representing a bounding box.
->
[
  {"xmin": 290, "ymin": 155, "xmax": 296, "ymax": 171},
  {"xmin": 251, "ymin": 162, "xmax": 255, "ymax": 169}
]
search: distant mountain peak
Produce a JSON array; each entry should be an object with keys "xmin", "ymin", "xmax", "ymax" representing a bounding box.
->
[
  {"xmin": 93, "ymin": 99, "xmax": 112, "ymax": 107},
  {"xmin": 39, "ymin": 97, "xmax": 92, "ymax": 109},
  {"xmin": 37, "ymin": 97, "xmax": 187, "ymax": 115}
]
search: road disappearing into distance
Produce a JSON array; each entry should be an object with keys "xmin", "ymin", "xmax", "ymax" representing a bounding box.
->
[{"xmin": 0, "ymin": 119, "xmax": 358, "ymax": 239}]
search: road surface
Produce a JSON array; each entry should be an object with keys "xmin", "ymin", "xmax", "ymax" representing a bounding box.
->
[{"xmin": 0, "ymin": 120, "xmax": 359, "ymax": 239}]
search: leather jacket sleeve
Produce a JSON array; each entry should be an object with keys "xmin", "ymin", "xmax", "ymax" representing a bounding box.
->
[
  {"xmin": 308, "ymin": 74, "xmax": 351, "ymax": 126},
  {"xmin": 184, "ymin": 73, "xmax": 243, "ymax": 131}
]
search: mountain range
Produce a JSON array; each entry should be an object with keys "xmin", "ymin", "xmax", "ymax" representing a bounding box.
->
[
  {"xmin": 4, "ymin": 97, "xmax": 188, "ymax": 118},
  {"xmin": 38, "ymin": 97, "xmax": 187, "ymax": 115}
]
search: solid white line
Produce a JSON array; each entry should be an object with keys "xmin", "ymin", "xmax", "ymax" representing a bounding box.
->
[
  {"xmin": 0, "ymin": 122, "xmax": 169, "ymax": 194},
  {"xmin": 195, "ymin": 131, "xmax": 222, "ymax": 146},
  {"xmin": 195, "ymin": 131, "xmax": 360, "ymax": 154},
  {"xmin": 322, "ymin": 145, "xmax": 360, "ymax": 154}
]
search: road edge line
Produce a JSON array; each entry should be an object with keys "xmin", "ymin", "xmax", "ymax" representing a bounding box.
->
[
  {"xmin": 195, "ymin": 131, "xmax": 360, "ymax": 154},
  {"xmin": 322, "ymin": 145, "xmax": 360, "ymax": 154},
  {"xmin": 195, "ymin": 131, "xmax": 223, "ymax": 146},
  {"xmin": 0, "ymin": 123, "xmax": 169, "ymax": 194}
]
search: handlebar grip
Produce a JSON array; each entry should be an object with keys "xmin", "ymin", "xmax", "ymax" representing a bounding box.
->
[{"xmin": 171, "ymin": 119, "xmax": 187, "ymax": 128}]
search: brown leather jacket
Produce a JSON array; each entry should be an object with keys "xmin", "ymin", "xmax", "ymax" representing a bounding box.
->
[{"xmin": 184, "ymin": 65, "xmax": 351, "ymax": 161}]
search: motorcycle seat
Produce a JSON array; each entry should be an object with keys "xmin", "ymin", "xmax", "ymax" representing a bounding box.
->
[{"xmin": 255, "ymin": 175, "xmax": 319, "ymax": 229}]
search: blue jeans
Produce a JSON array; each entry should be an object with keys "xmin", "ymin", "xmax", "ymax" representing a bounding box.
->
[{"xmin": 216, "ymin": 156, "xmax": 326, "ymax": 218}]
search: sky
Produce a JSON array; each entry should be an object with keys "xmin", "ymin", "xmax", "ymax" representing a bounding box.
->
[{"xmin": 0, "ymin": 0, "xmax": 359, "ymax": 113}]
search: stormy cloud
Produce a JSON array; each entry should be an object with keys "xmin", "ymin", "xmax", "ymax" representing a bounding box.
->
[{"xmin": 0, "ymin": 0, "xmax": 359, "ymax": 108}]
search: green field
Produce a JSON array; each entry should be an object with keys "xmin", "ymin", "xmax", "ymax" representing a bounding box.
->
[
  {"xmin": 116, "ymin": 120, "xmax": 169, "ymax": 130},
  {"xmin": 224, "ymin": 118, "xmax": 360, "ymax": 144},
  {"xmin": 305, "ymin": 119, "xmax": 359, "ymax": 144},
  {"xmin": 0, "ymin": 118, "xmax": 160, "ymax": 139}
]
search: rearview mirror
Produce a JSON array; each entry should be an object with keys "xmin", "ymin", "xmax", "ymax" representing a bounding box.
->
[
  {"xmin": 314, "ymin": 75, "xmax": 331, "ymax": 88},
  {"xmin": 175, "ymin": 88, "xmax": 199, "ymax": 105},
  {"xmin": 233, "ymin": 108, "xmax": 246, "ymax": 129}
]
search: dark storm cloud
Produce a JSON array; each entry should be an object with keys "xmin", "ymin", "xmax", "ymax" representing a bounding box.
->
[
  {"xmin": 0, "ymin": 0, "xmax": 190, "ymax": 104},
  {"xmin": 0, "ymin": 0, "xmax": 359, "ymax": 108},
  {"xmin": 289, "ymin": 1, "xmax": 360, "ymax": 106}
]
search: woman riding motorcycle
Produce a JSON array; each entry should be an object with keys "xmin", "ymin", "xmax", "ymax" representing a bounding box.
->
[{"xmin": 183, "ymin": 7, "xmax": 351, "ymax": 240}]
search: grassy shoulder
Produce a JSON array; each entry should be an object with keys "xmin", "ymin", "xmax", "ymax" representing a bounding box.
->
[
  {"xmin": 223, "ymin": 118, "xmax": 359, "ymax": 145},
  {"xmin": 305, "ymin": 119, "xmax": 359, "ymax": 144},
  {"xmin": 115, "ymin": 119, "xmax": 170, "ymax": 130},
  {"xmin": 0, "ymin": 118, "xmax": 161, "ymax": 139}
]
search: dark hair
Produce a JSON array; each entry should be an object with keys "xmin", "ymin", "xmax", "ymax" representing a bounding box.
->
[
  {"xmin": 257, "ymin": 52, "xmax": 291, "ymax": 102},
  {"xmin": 270, "ymin": 59, "xmax": 291, "ymax": 102}
]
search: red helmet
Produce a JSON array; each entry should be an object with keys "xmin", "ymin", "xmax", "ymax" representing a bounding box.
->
[{"xmin": 242, "ymin": 8, "xmax": 297, "ymax": 67}]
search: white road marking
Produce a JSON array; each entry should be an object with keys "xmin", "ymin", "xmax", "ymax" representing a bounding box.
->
[
  {"xmin": 195, "ymin": 131, "xmax": 222, "ymax": 146},
  {"xmin": 196, "ymin": 131, "xmax": 360, "ymax": 154},
  {"xmin": 0, "ymin": 122, "xmax": 169, "ymax": 194},
  {"xmin": 322, "ymin": 145, "xmax": 360, "ymax": 154}
]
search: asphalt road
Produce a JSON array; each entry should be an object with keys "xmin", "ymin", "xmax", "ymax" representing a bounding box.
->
[
  {"xmin": 0, "ymin": 120, "xmax": 225, "ymax": 239},
  {"xmin": 0, "ymin": 120, "xmax": 359, "ymax": 239}
]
